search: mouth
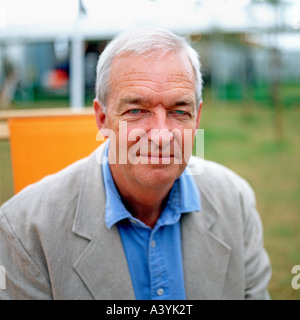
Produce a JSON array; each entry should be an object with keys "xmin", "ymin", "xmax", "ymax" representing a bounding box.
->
[
  {"xmin": 139, "ymin": 153, "xmax": 174, "ymax": 157},
  {"xmin": 138, "ymin": 153, "xmax": 176, "ymax": 164}
]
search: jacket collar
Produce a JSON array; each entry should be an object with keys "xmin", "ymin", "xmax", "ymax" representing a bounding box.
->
[
  {"xmin": 72, "ymin": 142, "xmax": 221, "ymax": 238},
  {"xmin": 181, "ymin": 210, "xmax": 231, "ymax": 299},
  {"xmin": 72, "ymin": 142, "xmax": 107, "ymax": 240},
  {"xmin": 182, "ymin": 157, "xmax": 231, "ymax": 299},
  {"xmin": 72, "ymin": 141, "xmax": 135, "ymax": 299}
]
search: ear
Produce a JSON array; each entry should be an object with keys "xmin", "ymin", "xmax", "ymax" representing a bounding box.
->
[
  {"xmin": 93, "ymin": 99, "xmax": 106, "ymax": 130},
  {"xmin": 195, "ymin": 100, "xmax": 203, "ymax": 129}
]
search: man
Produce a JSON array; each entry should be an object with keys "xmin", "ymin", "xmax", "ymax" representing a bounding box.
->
[{"xmin": 0, "ymin": 27, "xmax": 271, "ymax": 300}]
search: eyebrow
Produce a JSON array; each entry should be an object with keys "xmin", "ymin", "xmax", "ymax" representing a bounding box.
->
[
  {"xmin": 172, "ymin": 99, "xmax": 195, "ymax": 107},
  {"xmin": 121, "ymin": 96, "xmax": 148, "ymax": 106},
  {"xmin": 117, "ymin": 95, "xmax": 150, "ymax": 112}
]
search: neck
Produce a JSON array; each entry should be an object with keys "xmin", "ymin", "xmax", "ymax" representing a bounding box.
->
[
  {"xmin": 123, "ymin": 197, "xmax": 167, "ymax": 228},
  {"xmin": 109, "ymin": 165, "xmax": 174, "ymax": 228},
  {"xmin": 122, "ymin": 188, "xmax": 171, "ymax": 228}
]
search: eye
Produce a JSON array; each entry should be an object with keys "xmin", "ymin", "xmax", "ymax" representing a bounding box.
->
[
  {"xmin": 169, "ymin": 110, "xmax": 190, "ymax": 116},
  {"xmin": 174, "ymin": 110, "xmax": 186, "ymax": 115},
  {"xmin": 128, "ymin": 108, "xmax": 142, "ymax": 114}
]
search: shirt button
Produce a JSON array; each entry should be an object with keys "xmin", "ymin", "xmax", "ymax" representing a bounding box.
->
[
  {"xmin": 151, "ymin": 240, "xmax": 156, "ymax": 248},
  {"xmin": 157, "ymin": 288, "xmax": 164, "ymax": 296}
]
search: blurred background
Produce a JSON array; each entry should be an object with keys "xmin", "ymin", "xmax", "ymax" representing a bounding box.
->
[{"xmin": 0, "ymin": 0, "xmax": 299, "ymax": 299}]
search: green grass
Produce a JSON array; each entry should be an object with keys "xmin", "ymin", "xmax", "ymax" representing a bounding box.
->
[
  {"xmin": 200, "ymin": 101, "xmax": 300, "ymax": 300},
  {"xmin": 0, "ymin": 140, "xmax": 13, "ymax": 204},
  {"xmin": 0, "ymin": 98, "xmax": 299, "ymax": 300}
]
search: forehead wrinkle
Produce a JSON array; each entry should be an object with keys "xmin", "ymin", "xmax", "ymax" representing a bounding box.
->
[
  {"xmin": 115, "ymin": 71, "xmax": 195, "ymax": 93},
  {"xmin": 118, "ymin": 83, "xmax": 195, "ymax": 100},
  {"xmin": 109, "ymin": 52, "xmax": 197, "ymax": 110},
  {"xmin": 119, "ymin": 70, "xmax": 194, "ymax": 84},
  {"xmin": 115, "ymin": 75, "xmax": 195, "ymax": 108},
  {"xmin": 117, "ymin": 80, "xmax": 194, "ymax": 93}
]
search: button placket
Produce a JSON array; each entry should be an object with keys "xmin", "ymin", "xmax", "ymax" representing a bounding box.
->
[{"xmin": 148, "ymin": 232, "xmax": 169, "ymax": 299}]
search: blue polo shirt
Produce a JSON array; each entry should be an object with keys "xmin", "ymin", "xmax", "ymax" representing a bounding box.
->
[{"xmin": 102, "ymin": 142, "xmax": 201, "ymax": 300}]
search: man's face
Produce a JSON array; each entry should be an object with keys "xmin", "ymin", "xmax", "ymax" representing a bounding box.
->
[{"xmin": 99, "ymin": 51, "xmax": 202, "ymax": 189}]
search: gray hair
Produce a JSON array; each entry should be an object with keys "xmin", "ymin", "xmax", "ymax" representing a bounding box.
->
[{"xmin": 95, "ymin": 26, "xmax": 203, "ymax": 112}]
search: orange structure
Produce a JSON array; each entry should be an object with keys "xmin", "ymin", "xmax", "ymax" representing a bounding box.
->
[{"xmin": 8, "ymin": 114, "xmax": 101, "ymax": 194}]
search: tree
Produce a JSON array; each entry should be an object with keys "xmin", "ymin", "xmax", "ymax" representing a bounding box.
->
[{"xmin": 251, "ymin": 0, "xmax": 286, "ymax": 142}]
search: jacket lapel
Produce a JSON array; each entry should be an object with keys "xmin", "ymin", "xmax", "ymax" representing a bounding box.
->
[
  {"xmin": 73, "ymin": 224, "xmax": 134, "ymax": 300},
  {"xmin": 182, "ymin": 159, "xmax": 232, "ymax": 299},
  {"xmin": 72, "ymin": 142, "xmax": 135, "ymax": 300},
  {"xmin": 182, "ymin": 211, "xmax": 231, "ymax": 300}
]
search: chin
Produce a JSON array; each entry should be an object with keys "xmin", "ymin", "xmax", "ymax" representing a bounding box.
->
[{"xmin": 135, "ymin": 164, "xmax": 185, "ymax": 187}]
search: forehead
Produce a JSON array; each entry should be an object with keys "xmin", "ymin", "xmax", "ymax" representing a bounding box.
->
[{"xmin": 109, "ymin": 51, "xmax": 195, "ymax": 97}]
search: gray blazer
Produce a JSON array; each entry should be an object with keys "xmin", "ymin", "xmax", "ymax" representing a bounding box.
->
[{"xmin": 0, "ymin": 142, "xmax": 271, "ymax": 300}]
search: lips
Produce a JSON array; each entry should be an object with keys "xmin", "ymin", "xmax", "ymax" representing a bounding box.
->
[
  {"xmin": 139, "ymin": 153, "xmax": 175, "ymax": 158},
  {"xmin": 137, "ymin": 153, "xmax": 175, "ymax": 165},
  {"xmin": 137, "ymin": 146, "xmax": 176, "ymax": 158}
]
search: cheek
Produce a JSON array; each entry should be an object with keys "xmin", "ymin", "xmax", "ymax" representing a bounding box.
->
[
  {"xmin": 172, "ymin": 128, "xmax": 195, "ymax": 163},
  {"xmin": 116, "ymin": 124, "xmax": 148, "ymax": 160},
  {"xmin": 120, "ymin": 123, "xmax": 147, "ymax": 147},
  {"xmin": 172, "ymin": 127, "xmax": 195, "ymax": 145}
]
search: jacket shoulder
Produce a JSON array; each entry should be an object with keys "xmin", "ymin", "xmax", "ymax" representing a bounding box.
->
[
  {"xmin": 0, "ymin": 156, "xmax": 92, "ymax": 299},
  {"xmin": 1, "ymin": 156, "xmax": 88, "ymax": 213},
  {"xmin": 0, "ymin": 156, "xmax": 89, "ymax": 251},
  {"xmin": 189, "ymin": 157, "xmax": 255, "ymax": 202}
]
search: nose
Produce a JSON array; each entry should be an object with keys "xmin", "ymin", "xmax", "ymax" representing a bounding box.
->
[
  {"xmin": 150, "ymin": 129, "xmax": 174, "ymax": 148},
  {"xmin": 148, "ymin": 108, "xmax": 174, "ymax": 148}
]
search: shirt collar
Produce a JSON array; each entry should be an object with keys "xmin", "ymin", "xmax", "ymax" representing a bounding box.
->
[{"xmin": 101, "ymin": 140, "xmax": 201, "ymax": 229}]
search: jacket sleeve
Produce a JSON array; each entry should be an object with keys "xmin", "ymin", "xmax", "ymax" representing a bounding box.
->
[
  {"xmin": 241, "ymin": 185, "xmax": 272, "ymax": 300},
  {"xmin": 0, "ymin": 209, "xmax": 52, "ymax": 300}
]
